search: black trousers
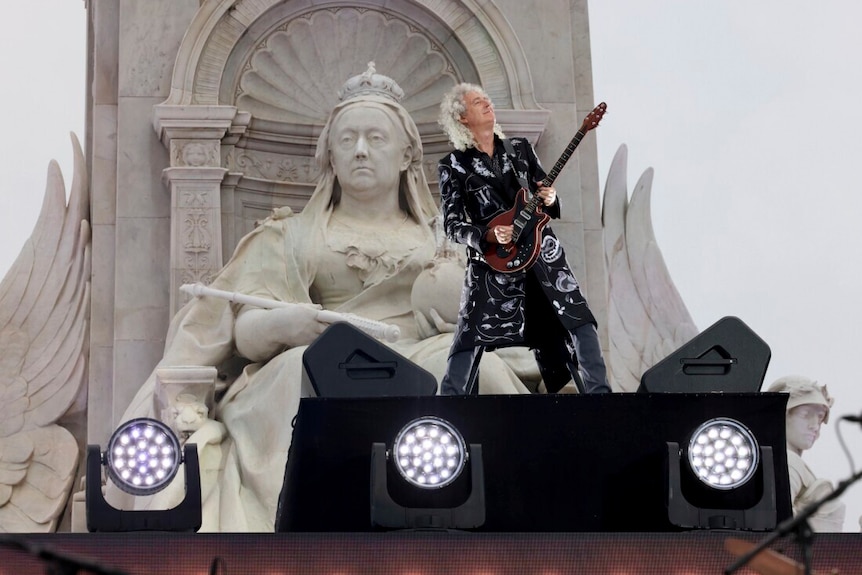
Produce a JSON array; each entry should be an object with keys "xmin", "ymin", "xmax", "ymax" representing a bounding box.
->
[{"xmin": 439, "ymin": 323, "xmax": 611, "ymax": 395}]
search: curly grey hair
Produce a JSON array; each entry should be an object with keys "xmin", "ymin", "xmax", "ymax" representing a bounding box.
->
[{"xmin": 438, "ymin": 82, "xmax": 506, "ymax": 151}]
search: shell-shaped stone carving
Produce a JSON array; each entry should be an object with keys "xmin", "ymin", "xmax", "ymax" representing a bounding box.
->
[{"xmin": 236, "ymin": 7, "xmax": 456, "ymax": 124}]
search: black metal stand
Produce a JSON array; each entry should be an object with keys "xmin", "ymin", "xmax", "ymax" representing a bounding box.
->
[
  {"xmin": 370, "ymin": 443, "xmax": 486, "ymax": 530},
  {"xmin": 725, "ymin": 467, "xmax": 862, "ymax": 575},
  {"xmin": 667, "ymin": 443, "xmax": 777, "ymax": 530},
  {"xmin": 85, "ymin": 444, "xmax": 202, "ymax": 532}
]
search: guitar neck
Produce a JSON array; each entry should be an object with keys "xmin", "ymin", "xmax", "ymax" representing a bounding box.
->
[
  {"xmin": 541, "ymin": 130, "xmax": 586, "ymax": 187},
  {"xmin": 509, "ymin": 103, "xmax": 604, "ymax": 244},
  {"xmin": 519, "ymin": 131, "xmax": 586, "ymax": 220}
]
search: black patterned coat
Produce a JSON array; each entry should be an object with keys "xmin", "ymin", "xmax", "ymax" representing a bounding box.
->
[{"xmin": 438, "ymin": 136, "xmax": 597, "ymax": 390}]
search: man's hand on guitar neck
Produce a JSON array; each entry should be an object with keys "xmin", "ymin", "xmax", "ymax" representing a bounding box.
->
[{"xmin": 536, "ymin": 183, "xmax": 557, "ymax": 206}]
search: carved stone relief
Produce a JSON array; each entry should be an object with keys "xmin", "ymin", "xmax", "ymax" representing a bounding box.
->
[
  {"xmin": 224, "ymin": 148, "xmax": 318, "ymax": 183},
  {"xmin": 180, "ymin": 189, "xmax": 215, "ymax": 282},
  {"xmin": 0, "ymin": 135, "xmax": 90, "ymax": 533},
  {"xmin": 172, "ymin": 140, "xmax": 221, "ymax": 167},
  {"xmin": 162, "ymin": 167, "xmax": 228, "ymax": 313},
  {"xmin": 234, "ymin": 7, "xmax": 457, "ymax": 125},
  {"xmin": 154, "ymin": 366, "xmax": 218, "ymax": 444},
  {"xmin": 174, "ymin": 0, "xmax": 509, "ymax": 109}
]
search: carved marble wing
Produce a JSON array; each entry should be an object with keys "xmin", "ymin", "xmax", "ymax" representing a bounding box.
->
[
  {"xmin": 602, "ymin": 144, "xmax": 698, "ymax": 392},
  {"xmin": 0, "ymin": 134, "xmax": 90, "ymax": 532}
]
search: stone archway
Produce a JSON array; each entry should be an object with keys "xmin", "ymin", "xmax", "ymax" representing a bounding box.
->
[{"xmin": 161, "ymin": 0, "xmax": 542, "ymax": 110}]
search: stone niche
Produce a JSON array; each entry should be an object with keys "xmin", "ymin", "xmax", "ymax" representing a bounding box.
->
[{"xmin": 152, "ymin": 0, "xmax": 559, "ymax": 317}]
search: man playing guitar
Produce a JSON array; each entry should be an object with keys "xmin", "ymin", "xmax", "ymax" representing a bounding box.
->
[{"xmin": 436, "ymin": 82, "xmax": 610, "ymax": 396}]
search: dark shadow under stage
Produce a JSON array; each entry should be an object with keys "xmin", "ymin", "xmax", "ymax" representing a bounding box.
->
[{"xmin": 2, "ymin": 532, "xmax": 861, "ymax": 574}]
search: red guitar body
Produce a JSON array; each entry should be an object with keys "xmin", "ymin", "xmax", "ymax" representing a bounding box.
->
[{"xmin": 483, "ymin": 188, "xmax": 551, "ymax": 273}]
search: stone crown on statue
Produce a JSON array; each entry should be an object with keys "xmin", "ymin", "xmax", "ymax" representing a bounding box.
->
[{"xmin": 337, "ymin": 61, "xmax": 405, "ymax": 103}]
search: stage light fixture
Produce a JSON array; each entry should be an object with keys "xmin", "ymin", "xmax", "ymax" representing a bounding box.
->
[
  {"xmin": 667, "ymin": 416, "xmax": 777, "ymax": 531},
  {"xmin": 86, "ymin": 417, "xmax": 202, "ymax": 532},
  {"xmin": 371, "ymin": 416, "xmax": 485, "ymax": 530},
  {"xmin": 687, "ymin": 418, "xmax": 758, "ymax": 490},
  {"xmin": 392, "ymin": 417, "xmax": 468, "ymax": 489},
  {"xmin": 105, "ymin": 418, "xmax": 181, "ymax": 496}
]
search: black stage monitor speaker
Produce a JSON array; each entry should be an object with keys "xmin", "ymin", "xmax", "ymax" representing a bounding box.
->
[
  {"xmin": 302, "ymin": 322, "xmax": 438, "ymax": 398},
  {"xmin": 639, "ymin": 316, "xmax": 771, "ymax": 393}
]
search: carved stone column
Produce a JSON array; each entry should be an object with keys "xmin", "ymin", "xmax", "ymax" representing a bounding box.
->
[
  {"xmin": 152, "ymin": 105, "xmax": 248, "ymax": 315},
  {"xmin": 161, "ymin": 165, "xmax": 227, "ymax": 314}
]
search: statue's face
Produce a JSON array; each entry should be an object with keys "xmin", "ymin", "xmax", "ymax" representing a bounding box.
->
[
  {"xmin": 786, "ymin": 403, "xmax": 828, "ymax": 454},
  {"xmin": 169, "ymin": 393, "xmax": 209, "ymax": 435},
  {"xmin": 329, "ymin": 107, "xmax": 410, "ymax": 197}
]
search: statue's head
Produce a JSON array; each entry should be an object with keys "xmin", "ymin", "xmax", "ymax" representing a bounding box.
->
[
  {"xmin": 168, "ymin": 392, "xmax": 210, "ymax": 438},
  {"xmin": 768, "ymin": 375, "xmax": 834, "ymax": 419},
  {"xmin": 767, "ymin": 374, "xmax": 833, "ymax": 454},
  {"xmin": 312, "ymin": 62, "xmax": 435, "ymax": 224}
]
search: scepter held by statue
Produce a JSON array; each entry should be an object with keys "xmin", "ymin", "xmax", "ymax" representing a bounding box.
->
[{"xmin": 179, "ymin": 283, "xmax": 401, "ymax": 343}]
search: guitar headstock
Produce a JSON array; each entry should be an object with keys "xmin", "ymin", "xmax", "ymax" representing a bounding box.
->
[{"xmin": 580, "ymin": 102, "xmax": 607, "ymax": 133}]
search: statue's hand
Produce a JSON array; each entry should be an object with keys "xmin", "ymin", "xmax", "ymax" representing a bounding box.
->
[
  {"xmin": 235, "ymin": 305, "xmax": 328, "ymax": 362},
  {"xmin": 266, "ymin": 305, "xmax": 329, "ymax": 348},
  {"xmin": 428, "ymin": 308, "xmax": 456, "ymax": 333},
  {"xmin": 414, "ymin": 309, "xmax": 436, "ymax": 339}
]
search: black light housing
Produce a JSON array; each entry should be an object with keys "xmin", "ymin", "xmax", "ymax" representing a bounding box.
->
[
  {"xmin": 370, "ymin": 416, "xmax": 485, "ymax": 530},
  {"xmin": 667, "ymin": 417, "xmax": 777, "ymax": 531},
  {"xmin": 86, "ymin": 417, "xmax": 202, "ymax": 532}
]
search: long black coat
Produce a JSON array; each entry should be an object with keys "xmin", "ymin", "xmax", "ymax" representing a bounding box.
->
[{"xmin": 438, "ymin": 136, "xmax": 597, "ymax": 389}]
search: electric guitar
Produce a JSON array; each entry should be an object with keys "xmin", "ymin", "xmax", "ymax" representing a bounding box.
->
[{"xmin": 483, "ymin": 102, "xmax": 607, "ymax": 273}]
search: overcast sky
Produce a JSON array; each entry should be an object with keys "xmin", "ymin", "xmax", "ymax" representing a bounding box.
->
[
  {"xmin": 0, "ymin": 1, "xmax": 859, "ymax": 532},
  {"xmin": 0, "ymin": 1, "xmax": 85, "ymax": 275},
  {"xmin": 590, "ymin": 1, "xmax": 862, "ymax": 532}
]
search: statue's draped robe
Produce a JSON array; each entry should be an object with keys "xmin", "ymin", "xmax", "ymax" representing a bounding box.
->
[
  {"xmin": 114, "ymin": 205, "xmax": 530, "ymax": 531},
  {"xmin": 787, "ymin": 450, "xmax": 846, "ymax": 532}
]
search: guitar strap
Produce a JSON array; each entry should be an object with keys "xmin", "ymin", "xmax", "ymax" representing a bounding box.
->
[{"xmin": 500, "ymin": 139, "xmax": 532, "ymax": 193}]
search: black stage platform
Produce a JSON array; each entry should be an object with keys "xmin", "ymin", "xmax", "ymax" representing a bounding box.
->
[
  {"xmin": 8, "ymin": 393, "xmax": 860, "ymax": 574},
  {"xmin": 280, "ymin": 393, "xmax": 792, "ymax": 532}
]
